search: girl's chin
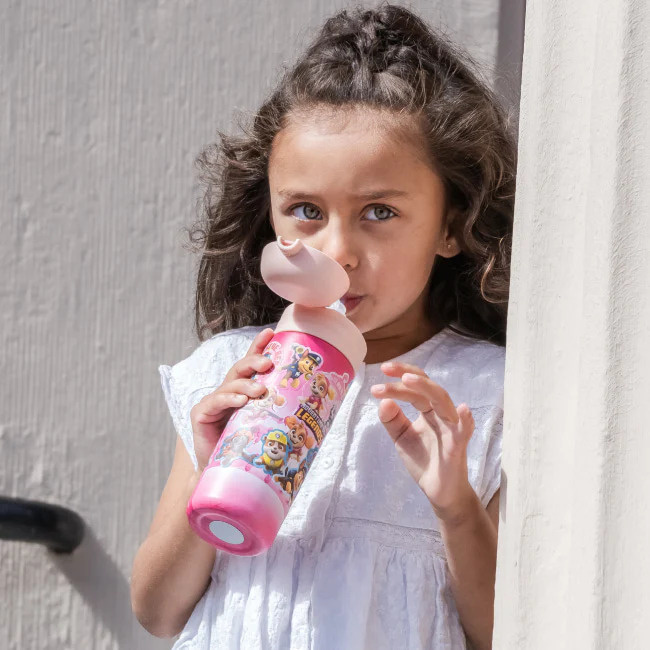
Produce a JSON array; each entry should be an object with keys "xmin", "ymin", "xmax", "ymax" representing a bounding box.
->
[
  {"xmin": 344, "ymin": 309, "xmax": 360, "ymax": 323},
  {"xmin": 347, "ymin": 312, "xmax": 371, "ymax": 334}
]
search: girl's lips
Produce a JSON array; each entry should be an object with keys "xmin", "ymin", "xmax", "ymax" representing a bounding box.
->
[{"xmin": 341, "ymin": 295, "xmax": 364, "ymax": 312}]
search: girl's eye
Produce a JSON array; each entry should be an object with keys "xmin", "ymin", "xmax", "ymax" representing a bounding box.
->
[
  {"xmin": 288, "ymin": 203, "xmax": 397, "ymax": 222},
  {"xmin": 365, "ymin": 205, "xmax": 396, "ymax": 221},
  {"xmin": 291, "ymin": 204, "xmax": 321, "ymax": 221}
]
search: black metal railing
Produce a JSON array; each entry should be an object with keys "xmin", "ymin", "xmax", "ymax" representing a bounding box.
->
[{"xmin": 0, "ymin": 496, "xmax": 84, "ymax": 553}]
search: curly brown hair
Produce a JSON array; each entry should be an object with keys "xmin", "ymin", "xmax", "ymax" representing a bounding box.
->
[{"xmin": 188, "ymin": 3, "xmax": 517, "ymax": 346}]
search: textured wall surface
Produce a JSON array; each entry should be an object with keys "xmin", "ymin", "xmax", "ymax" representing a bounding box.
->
[
  {"xmin": 493, "ymin": 0, "xmax": 650, "ymax": 648},
  {"xmin": 0, "ymin": 1, "xmax": 518, "ymax": 648}
]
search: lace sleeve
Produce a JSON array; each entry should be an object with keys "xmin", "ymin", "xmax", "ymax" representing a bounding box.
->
[
  {"xmin": 157, "ymin": 332, "xmax": 250, "ymax": 470},
  {"xmin": 466, "ymin": 404, "xmax": 504, "ymax": 508},
  {"xmin": 158, "ymin": 363, "xmax": 203, "ymax": 470},
  {"xmin": 480, "ymin": 405, "xmax": 503, "ymax": 507}
]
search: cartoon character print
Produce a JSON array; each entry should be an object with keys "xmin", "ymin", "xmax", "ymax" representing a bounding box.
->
[
  {"xmin": 239, "ymin": 385, "xmax": 286, "ymax": 425},
  {"xmin": 262, "ymin": 340, "xmax": 282, "ymax": 360},
  {"xmin": 280, "ymin": 345, "xmax": 323, "ymax": 389},
  {"xmin": 324, "ymin": 402, "xmax": 339, "ymax": 430},
  {"xmin": 253, "ymin": 429, "xmax": 292, "ymax": 475},
  {"xmin": 299, "ymin": 372, "xmax": 335, "ymax": 417},
  {"xmin": 215, "ymin": 428, "xmax": 255, "ymax": 467},
  {"xmin": 284, "ymin": 415, "xmax": 316, "ymax": 466},
  {"xmin": 276, "ymin": 447, "xmax": 319, "ymax": 504}
]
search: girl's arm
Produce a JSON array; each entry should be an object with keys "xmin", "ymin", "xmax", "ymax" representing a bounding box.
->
[
  {"xmin": 371, "ymin": 361, "xmax": 502, "ymax": 650},
  {"xmin": 132, "ymin": 328, "xmax": 276, "ymax": 637},
  {"xmin": 437, "ymin": 488, "xmax": 499, "ymax": 650},
  {"xmin": 130, "ymin": 436, "xmax": 217, "ymax": 638}
]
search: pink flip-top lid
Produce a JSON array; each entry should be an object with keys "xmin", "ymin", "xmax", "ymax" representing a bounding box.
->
[
  {"xmin": 260, "ymin": 236, "xmax": 350, "ymax": 306},
  {"xmin": 260, "ymin": 236, "xmax": 367, "ymax": 370}
]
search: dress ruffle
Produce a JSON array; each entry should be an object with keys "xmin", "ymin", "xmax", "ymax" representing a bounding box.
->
[{"xmin": 173, "ymin": 528, "xmax": 467, "ymax": 650}]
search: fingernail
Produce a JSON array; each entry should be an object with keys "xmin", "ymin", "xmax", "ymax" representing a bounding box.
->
[
  {"xmin": 371, "ymin": 384, "xmax": 385, "ymax": 393},
  {"xmin": 402, "ymin": 373, "xmax": 418, "ymax": 381}
]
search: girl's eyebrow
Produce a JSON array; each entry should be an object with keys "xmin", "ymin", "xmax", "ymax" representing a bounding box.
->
[{"xmin": 276, "ymin": 188, "xmax": 410, "ymax": 201}]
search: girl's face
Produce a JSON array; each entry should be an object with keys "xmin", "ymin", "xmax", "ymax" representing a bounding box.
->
[{"xmin": 268, "ymin": 107, "xmax": 460, "ymax": 363}]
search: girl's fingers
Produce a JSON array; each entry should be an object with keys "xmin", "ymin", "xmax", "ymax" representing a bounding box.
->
[
  {"xmin": 191, "ymin": 379, "xmax": 267, "ymax": 426},
  {"xmin": 218, "ymin": 378, "xmax": 268, "ymax": 403},
  {"xmin": 247, "ymin": 327, "xmax": 275, "ymax": 356},
  {"xmin": 230, "ymin": 353, "xmax": 274, "ymax": 380},
  {"xmin": 380, "ymin": 361, "xmax": 428, "ymax": 378},
  {"xmin": 190, "ymin": 392, "xmax": 249, "ymax": 438},
  {"xmin": 371, "ymin": 374, "xmax": 473, "ymax": 446},
  {"xmin": 370, "ymin": 380, "xmax": 434, "ymax": 416},
  {"xmin": 376, "ymin": 397, "xmax": 414, "ymax": 444},
  {"xmin": 400, "ymin": 373, "xmax": 459, "ymax": 425},
  {"xmin": 226, "ymin": 328, "xmax": 275, "ymax": 382},
  {"xmin": 374, "ymin": 369, "xmax": 459, "ymax": 425},
  {"xmin": 373, "ymin": 380, "xmax": 475, "ymax": 453},
  {"xmin": 192, "ymin": 391, "xmax": 246, "ymax": 419}
]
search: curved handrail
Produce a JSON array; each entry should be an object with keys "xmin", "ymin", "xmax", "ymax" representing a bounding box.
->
[{"xmin": 0, "ymin": 496, "xmax": 85, "ymax": 553}]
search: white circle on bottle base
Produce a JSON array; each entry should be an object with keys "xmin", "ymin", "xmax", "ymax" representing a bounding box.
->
[{"xmin": 209, "ymin": 520, "xmax": 245, "ymax": 545}]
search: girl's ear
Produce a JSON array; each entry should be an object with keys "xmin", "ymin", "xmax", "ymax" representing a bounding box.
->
[
  {"xmin": 439, "ymin": 208, "xmax": 462, "ymax": 257},
  {"xmin": 439, "ymin": 235, "xmax": 461, "ymax": 258}
]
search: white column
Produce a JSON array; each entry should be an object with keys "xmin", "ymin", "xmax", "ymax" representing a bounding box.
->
[{"xmin": 493, "ymin": 1, "xmax": 650, "ymax": 648}]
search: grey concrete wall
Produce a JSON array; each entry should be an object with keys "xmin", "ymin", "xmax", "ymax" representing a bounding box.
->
[
  {"xmin": 493, "ymin": 0, "xmax": 650, "ymax": 647},
  {"xmin": 0, "ymin": 1, "xmax": 519, "ymax": 648}
]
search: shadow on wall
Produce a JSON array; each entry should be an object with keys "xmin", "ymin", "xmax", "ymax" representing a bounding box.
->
[
  {"xmin": 50, "ymin": 526, "xmax": 170, "ymax": 650},
  {"xmin": 495, "ymin": 0, "xmax": 526, "ymax": 133}
]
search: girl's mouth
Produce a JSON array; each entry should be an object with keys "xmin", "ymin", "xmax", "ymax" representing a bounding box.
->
[{"xmin": 341, "ymin": 295, "xmax": 364, "ymax": 313}]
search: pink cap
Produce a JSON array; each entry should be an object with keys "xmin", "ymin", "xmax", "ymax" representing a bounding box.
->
[
  {"xmin": 260, "ymin": 236, "xmax": 350, "ymax": 307},
  {"xmin": 187, "ymin": 466, "xmax": 286, "ymax": 556}
]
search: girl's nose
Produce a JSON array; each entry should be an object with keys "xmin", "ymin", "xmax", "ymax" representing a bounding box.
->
[{"xmin": 316, "ymin": 223, "xmax": 359, "ymax": 271}]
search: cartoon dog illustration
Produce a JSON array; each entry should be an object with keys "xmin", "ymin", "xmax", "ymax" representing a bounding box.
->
[
  {"xmin": 240, "ymin": 385, "xmax": 286, "ymax": 424},
  {"xmin": 216, "ymin": 428, "xmax": 255, "ymax": 467},
  {"xmin": 253, "ymin": 429, "xmax": 291, "ymax": 475},
  {"xmin": 276, "ymin": 447, "xmax": 319, "ymax": 503},
  {"xmin": 324, "ymin": 403, "xmax": 339, "ymax": 429},
  {"xmin": 299, "ymin": 372, "xmax": 335, "ymax": 416},
  {"xmin": 284, "ymin": 415, "xmax": 316, "ymax": 465},
  {"xmin": 280, "ymin": 346, "xmax": 323, "ymax": 389}
]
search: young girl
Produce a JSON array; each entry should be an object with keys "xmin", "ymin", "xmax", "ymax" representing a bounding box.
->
[{"xmin": 131, "ymin": 4, "xmax": 516, "ymax": 649}]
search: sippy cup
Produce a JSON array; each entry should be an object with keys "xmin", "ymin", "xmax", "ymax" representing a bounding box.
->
[{"xmin": 186, "ymin": 236, "xmax": 367, "ymax": 556}]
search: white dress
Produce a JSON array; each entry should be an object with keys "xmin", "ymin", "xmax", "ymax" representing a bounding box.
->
[{"xmin": 159, "ymin": 322, "xmax": 505, "ymax": 650}]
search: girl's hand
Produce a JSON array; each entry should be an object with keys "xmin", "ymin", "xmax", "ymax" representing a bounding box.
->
[
  {"xmin": 370, "ymin": 361, "xmax": 477, "ymax": 524},
  {"xmin": 189, "ymin": 327, "xmax": 275, "ymax": 472}
]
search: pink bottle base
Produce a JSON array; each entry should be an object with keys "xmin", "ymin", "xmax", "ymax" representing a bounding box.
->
[{"xmin": 187, "ymin": 466, "xmax": 285, "ymax": 556}]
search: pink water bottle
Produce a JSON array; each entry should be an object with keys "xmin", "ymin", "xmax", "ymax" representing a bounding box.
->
[{"xmin": 186, "ymin": 236, "xmax": 367, "ymax": 555}]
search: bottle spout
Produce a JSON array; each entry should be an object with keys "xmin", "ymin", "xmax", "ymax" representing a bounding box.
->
[
  {"xmin": 261, "ymin": 236, "xmax": 349, "ymax": 306},
  {"xmin": 276, "ymin": 236, "xmax": 304, "ymax": 258}
]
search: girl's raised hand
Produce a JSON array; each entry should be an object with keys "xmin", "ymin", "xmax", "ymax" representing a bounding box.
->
[
  {"xmin": 370, "ymin": 361, "xmax": 477, "ymax": 524},
  {"xmin": 189, "ymin": 327, "xmax": 275, "ymax": 472}
]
